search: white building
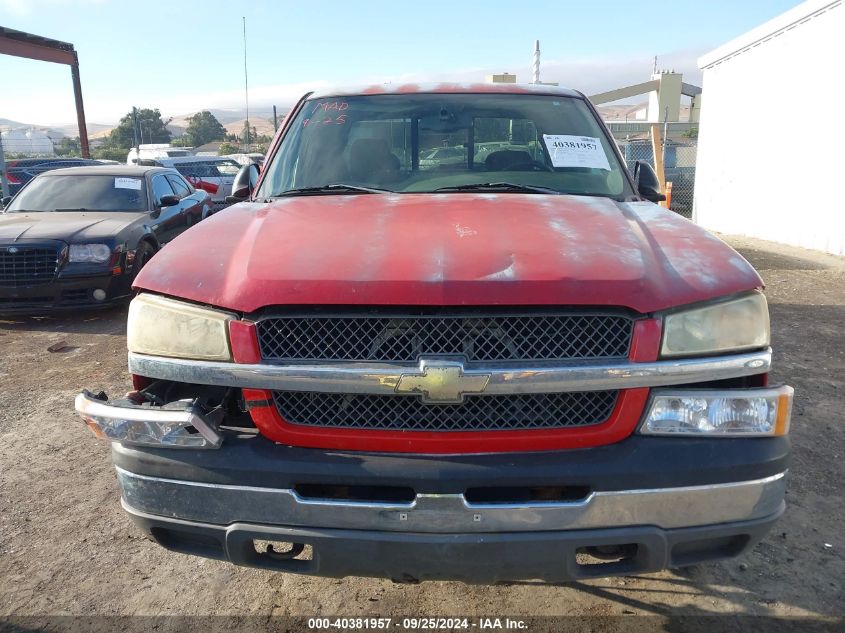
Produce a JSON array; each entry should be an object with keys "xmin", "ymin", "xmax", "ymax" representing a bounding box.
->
[
  {"xmin": 693, "ymin": 0, "xmax": 845, "ymax": 255},
  {"xmin": 1, "ymin": 129, "xmax": 55, "ymax": 156}
]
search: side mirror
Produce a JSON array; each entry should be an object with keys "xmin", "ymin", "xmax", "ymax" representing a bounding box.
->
[
  {"xmin": 633, "ymin": 161, "xmax": 666, "ymax": 203},
  {"xmin": 159, "ymin": 194, "xmax": 181, "ymax": 208},
  {"xmin": 1, "ymin": 196, "xmax": 10, "ymax": 209},
  {"xmin": 226, "ymin": 163, "xmax": 259, "ymax": 203}
]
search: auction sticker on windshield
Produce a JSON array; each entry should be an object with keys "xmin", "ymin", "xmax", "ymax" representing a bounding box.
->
[
  {"xmin": 115, "ymin": 177, "xmax": 143, "ymax": 190},
  {"xmin": 543, "ymin": 135, "xmax": 611, "ymax": 170}
]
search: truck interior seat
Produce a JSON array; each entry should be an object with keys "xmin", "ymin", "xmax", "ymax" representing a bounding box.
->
[
  {"xmin": 485, "ymin": 150, "xmax": 534, "ymax": 171},
  {"xmin": 347, "ymin": 139, "xmax": 401, "ymax": 182}
]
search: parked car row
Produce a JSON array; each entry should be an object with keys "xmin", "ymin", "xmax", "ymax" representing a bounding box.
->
[
  {"xmin": 136, "ymin": 156, "xmax": 241, "ymax": 205},
  {"xmin": 0, "ymin": 165, "xmax": 212, "ymax": 312},
  {"xmin": 127, "ymin": 144, "xmax": 264, "ymax": 169},
  {"xmin": 0, "ymin": 145, "xmax": 268, "ymax": 313}
]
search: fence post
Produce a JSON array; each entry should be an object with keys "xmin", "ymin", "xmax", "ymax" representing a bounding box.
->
[{"xmin": 650, "ymin": 123, "xmax": 667, "ymax": 207}]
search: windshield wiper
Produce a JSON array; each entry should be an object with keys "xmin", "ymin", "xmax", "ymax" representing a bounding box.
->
[
  {"xmin": 431, "ymin": 182, "xmax": 561, "ymax": 195},
  {"xmin": 53, "ymin": 208, "xmax": 92, "ymax": 212},
  {"xmin": 268, "ymin": 184, "xmax": 390, "ymax": 198}
]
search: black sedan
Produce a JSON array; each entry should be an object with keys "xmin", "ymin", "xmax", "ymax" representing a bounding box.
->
[{"xmin": 0, "ymin": 165, "xmax": 212, "ymax": 312}]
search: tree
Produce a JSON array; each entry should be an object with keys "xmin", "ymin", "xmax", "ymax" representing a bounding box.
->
[
  {"xmin": 184, "ymin": 111, "xmax": 227, "ymax": 147},
  {"xmin": 55, "ymin": 137, "xmax": 81, "ymax": 157},
  {"xmin": 240, "ymin": 121, "xmax": 258, "ymax": 145},
  {"xmin": 218, "ymin": 142, "xmax": 240, "ymax": 155},
  {"xmin": 681, "ymin": 127, "xmax": 699, "ymax": 140},
  {"xmin": 107, "ymin": 108, "xmax": 172, "ymax": 149},
  {"xmin": 92, "ymin": 147, "xmax": 130, "ymax": 162}
]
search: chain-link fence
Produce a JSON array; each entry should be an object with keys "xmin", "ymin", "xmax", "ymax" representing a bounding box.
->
[{"xmin": 618, "ymin": 140, "xmax": 697, "ymax": 218}]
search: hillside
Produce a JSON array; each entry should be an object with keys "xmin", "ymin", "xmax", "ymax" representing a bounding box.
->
[{"xmin": 3, "ymin": 103, "xmax": 695, "ymax": 144}]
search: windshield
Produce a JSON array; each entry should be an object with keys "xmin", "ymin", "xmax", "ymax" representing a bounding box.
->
[
  {"xmin": 257, "ymin": 93, "xmax": 633, "ymax": 199},
  {"xmin": 5, "ymin": 175, "xmax": 147, "ymax": 212}
]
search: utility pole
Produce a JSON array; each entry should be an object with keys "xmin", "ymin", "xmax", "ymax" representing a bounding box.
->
[
  {"xmin": 70, "ymin": 52, "xmax": 90, "ymax": 158},
  {"xmin": 132, "ymin": 107, "xmax": 140, "ymax": 150},
  {"xmin": 242, "ymin": 16, "xmax": 250, "ymax": 153},
  {"xmin": 273, "ymin": 105, "xmax": 278, "ymax": 131},
  {"xmin": 0, "ymin": 132, "xmax": 9, "ymax": 200}
]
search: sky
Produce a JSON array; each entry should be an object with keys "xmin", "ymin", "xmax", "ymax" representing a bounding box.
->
[{"xmin": 0, "ymin": 0, "xmax": 802, "ymax": 126}]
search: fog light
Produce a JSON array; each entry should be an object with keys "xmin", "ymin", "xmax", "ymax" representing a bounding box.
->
[
  {"xmin": 640, "ymin": 386, "xmax": 793, "ymax": 436},
  {"xmin": 93, "ymin": 289, "xmax": 107, "ymax": 301},
  {"xmin": 74, "ymin": 391, "xmax": 222, "ymax": 449}
]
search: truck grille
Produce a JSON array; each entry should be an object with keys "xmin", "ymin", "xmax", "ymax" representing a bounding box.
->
[
  {"xmin": 272, "ymin": 390, "xmax": 618, "ymax": 431},
  {"xmin": 0, "ymin": 245, "xmax": 61, "ymax": 287},
  {"xmin": 257, "ymin": 313, "xmax": 633, "ymax": 362}
]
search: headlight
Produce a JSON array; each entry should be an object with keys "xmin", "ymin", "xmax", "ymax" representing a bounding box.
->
[
  {"xmin": 127, "ymin": 293, "xmax": 235, "ymax": 361},
  {"xmin": 69, "ymin": 243, "xmax": 112, "ymax": 263},
  {"xmin": 640, "ymin": 386, "xmax": 793, "ymax": 437},
  {"xmin": 661, "ymin": 293, "xmax": 770, "ymax": 357},
  {"xmin": 75, "ymin": 391, "xmax": 222, "ymax": 449}
]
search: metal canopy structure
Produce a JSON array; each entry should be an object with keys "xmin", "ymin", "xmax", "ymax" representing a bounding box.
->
[
  {"xmin": 0, "ymin": 26, "xmax": 90, "ymax": 157},
  {"xmin": 589, "ymin": 74, "xmax": 702, "ymax": 124}
]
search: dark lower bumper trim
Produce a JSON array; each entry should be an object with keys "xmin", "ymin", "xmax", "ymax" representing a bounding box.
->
[{"xmin": 125, "ymin": 501, "xmax": 784, "ymax": 583}]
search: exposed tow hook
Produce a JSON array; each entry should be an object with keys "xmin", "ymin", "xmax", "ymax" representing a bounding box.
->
[
  {"xmin": 265, "ymin": 542, "xmax": 306, "ymax": 560},
  {"xmin": 583, "ymin": 544, "xmax": 639, "ymax": 561}
]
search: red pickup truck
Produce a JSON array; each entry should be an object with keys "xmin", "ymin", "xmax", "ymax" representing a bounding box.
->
[{"xmin": 76, "ymin": 84, "xmax": 792, "ymax": 583}]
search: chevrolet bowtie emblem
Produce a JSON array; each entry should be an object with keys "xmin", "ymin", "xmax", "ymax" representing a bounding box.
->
[{"xmin": 395, "ymin": 360, "xmax": 491, "ymax": 404}]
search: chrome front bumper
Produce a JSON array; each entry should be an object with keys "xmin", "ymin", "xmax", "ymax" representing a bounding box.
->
[
  {"xmin": 127, "ymin": 348, "xmax": 773, "ymax": 395},
  {"xmin": 116, "ymin": 467, "xmax": 787, "ymax": 533}
]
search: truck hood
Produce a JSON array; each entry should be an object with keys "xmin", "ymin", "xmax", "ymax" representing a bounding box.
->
[
  {"xmin": 0, "ymin": 211, "xmax": 141, "ymax": 243},
  {"xmin": 135, "ymin": 194, "xmax": 762, "ymax": 314}
]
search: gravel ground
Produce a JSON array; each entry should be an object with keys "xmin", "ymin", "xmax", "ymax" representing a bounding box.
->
[{"xmin": 0, "ymin": 235, "xmax": 843, "ymax": 631}]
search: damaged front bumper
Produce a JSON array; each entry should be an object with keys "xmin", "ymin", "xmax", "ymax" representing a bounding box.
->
[
  {"xmin": 110, "ymin": 433, "xmax": 789, "ymax": 582},
  {"xmin": 74, "ymin": 375, "xmax": 792, "ymax": 582}
]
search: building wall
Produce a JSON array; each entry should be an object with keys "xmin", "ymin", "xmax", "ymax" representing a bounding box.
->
[{"xmin": 694, "ymin": 0, "xmax": 845, "ymax": 255}]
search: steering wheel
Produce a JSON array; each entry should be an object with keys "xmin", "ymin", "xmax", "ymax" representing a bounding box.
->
[{"xmin": 506, "ymin": 160, "xmax": 554, "ymax": 172}]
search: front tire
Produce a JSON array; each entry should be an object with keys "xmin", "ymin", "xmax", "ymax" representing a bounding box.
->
[{"xmin": 131, "ymin": 242, "xmax": 155, "ymax": 282}]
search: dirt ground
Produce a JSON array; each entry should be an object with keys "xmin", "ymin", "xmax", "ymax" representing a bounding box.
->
[{"xmin": 0, "ymin": 235, "xmax": 843, "ymax": 630}]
